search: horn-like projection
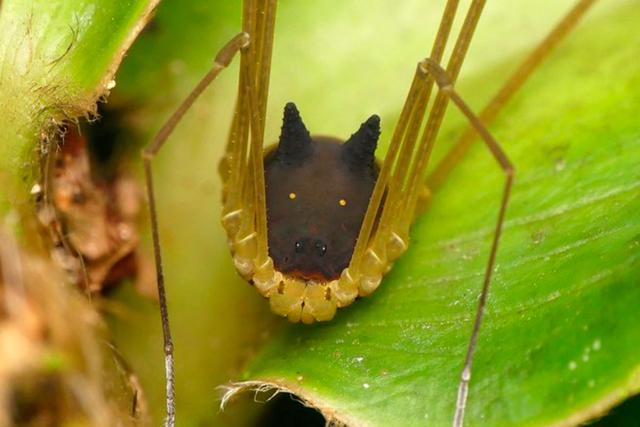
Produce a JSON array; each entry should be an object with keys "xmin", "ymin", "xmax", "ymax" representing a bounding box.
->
[
  {"xmin": 276, "ymin": 102, "xmax": 313, "ymax": 165},
  {"xmin": 343, "ymin": 114, "xmax": 380, "ymax": 170}
]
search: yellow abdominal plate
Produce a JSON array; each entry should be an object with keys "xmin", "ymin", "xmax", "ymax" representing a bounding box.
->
[{"xmin": 224, "ymin": 219, "xmax": 408, "ymax": 323}]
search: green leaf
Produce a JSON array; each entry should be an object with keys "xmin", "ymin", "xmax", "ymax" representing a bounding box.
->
[
  {"xmin": 106, "ymin": 0, "xmax": 639, "ymax": 425},
  {"xmin": 0, "ymin": 0, "xmax": 158, "ymax": 211}
]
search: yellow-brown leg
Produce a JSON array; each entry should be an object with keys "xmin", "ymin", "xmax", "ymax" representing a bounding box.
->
[
  {"xmin": 418, "ymin": 3, "xmax": 599, "ymax": 423},
  {"xmin": 347, "ymin": 0, "xmax": 488, "ymax": 295},
  {"xmin": 421, "ymin": 58, "xmax": 514, "ymax": 427},
  {"xmin": 346, "ymin": 1, "xmax": 512, "ymax": 425},
  {"xmin": 428, "ymin": 0, "xmax": 598, "ymax": 192},
  {"xmin": 142, "ymin": 32, "xmax": 249, "ymax": 427},
  {"xmin": 219, "ymin": 0, "xmax": 278, "ymax": 292}
]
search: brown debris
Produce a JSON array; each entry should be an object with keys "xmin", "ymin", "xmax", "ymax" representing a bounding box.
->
[
  {"xmin": 0, "ymin": 230, "xmax": 148, "ymax": 426},
  {"xmin": 37, "ymin": 128, "xmax": 153, "ymax": 296}
]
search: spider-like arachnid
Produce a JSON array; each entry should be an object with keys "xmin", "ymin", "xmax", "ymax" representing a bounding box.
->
[{"xmin": 141, "ymin": 0, "xmax": 597, "ymax": 425}]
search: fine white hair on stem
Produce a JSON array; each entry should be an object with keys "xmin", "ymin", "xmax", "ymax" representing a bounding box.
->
[
  {"xmin": 218, "ymin": 381, "xmax": 351, "ymax": 427},
  {"xmin": 219, "ymin": 381, "xmax": 285, "ymax": 410}
]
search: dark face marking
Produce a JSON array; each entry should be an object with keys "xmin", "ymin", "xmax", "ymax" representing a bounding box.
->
[{"xmin": 265, "ymin": 103, "xmax": 380, "ymax": 281}]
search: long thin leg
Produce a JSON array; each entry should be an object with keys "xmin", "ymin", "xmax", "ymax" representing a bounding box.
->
[
  {"xmin": 421, "ymin": 59, "xmax": 514, "ymax": 427},
  {"xmin": 352, "ymin": 0, "xmax": 460, "ymax": 268},
  {"xmin": 427, "ymin": 0, "xmax": 597, "ymax": 192},
  {"xmin": 349, "ymin": 0, "xmax": 488, "ymax": 285},
  {"xmin": 141, "ymin": 32, "xmax": 248, "ymax": 427},
  {"xmin": 221, "ymin": 0, "xmax": 277, "ymax": 285},
  {"xmin": 399, "ymin": 0, "xmax": 487, "ymax": 236},
  {"xmin": 246, "ymin": 0, "xmax": 277, "ymax": 268},
  {"xmin": 351, "ymin": 0, "xmax": 460, "ymax": 263}
]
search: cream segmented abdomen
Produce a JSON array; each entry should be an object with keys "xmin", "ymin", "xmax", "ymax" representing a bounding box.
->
[{"xmin": 221, "ymin": 102, "xmax": 409, "ymax": 323}]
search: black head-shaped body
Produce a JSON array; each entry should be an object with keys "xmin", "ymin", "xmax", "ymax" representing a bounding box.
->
[{"xmin": 265, "ymin": 103, "xmax": 380, "ymax": 282}]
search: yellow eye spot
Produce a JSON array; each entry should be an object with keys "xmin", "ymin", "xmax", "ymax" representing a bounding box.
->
[
  {"xmin": 339, "ymin": 199, "xmax": 347, "ymax": 206},
  {"xmin": 289, "ymin": 192, "xmax": 297, "ymax": 200}
]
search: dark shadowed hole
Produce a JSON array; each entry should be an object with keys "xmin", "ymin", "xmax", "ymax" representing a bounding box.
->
[
  {"xmin": 255, "ymin": 393, "xmax": 325, "ymax": 427},
  {"xmin": 83, "ymin": 104, "xmax": 140, "ymax": 179},
  {"xmin": 588, "ymin": 393, "xmax": 640, "ymax": 427}
]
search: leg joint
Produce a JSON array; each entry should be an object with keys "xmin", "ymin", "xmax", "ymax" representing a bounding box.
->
[
  {"xmin": 142, "ymin": 148, "xmax": 154, "ymax": 161},
  {"xmin": 215, "ymin": 32, "xmax": 250, "ymax": 67},
  {"xmin": 164, "ymin": 342, "xmax": 174, "ymax": 355},
  {"xmin": 419, "ymin": 57, "xmax": 453, "ymax": 91},
  {"xmin": 505, "ymin": 164, "xmax": 515, "ymax": 178}
]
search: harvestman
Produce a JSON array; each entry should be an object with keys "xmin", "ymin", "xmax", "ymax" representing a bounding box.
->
[{"xmin": 141, "ymin": 0, "xmax": 597, "ymax": 425}]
